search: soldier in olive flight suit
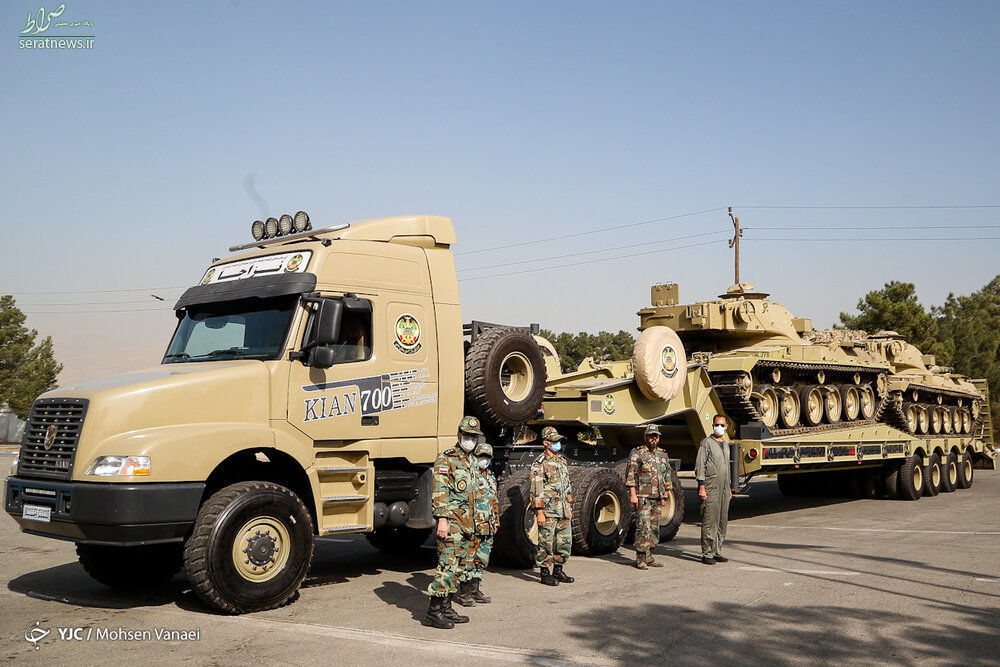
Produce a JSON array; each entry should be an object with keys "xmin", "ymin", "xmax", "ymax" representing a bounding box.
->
[
  {"xmin": 530, "ymin": 426, "xmax": 575, "ymax": 586},
  {"xmin": 625, "ymin": 424, "xmax": 673, "ymax": 569},
  {"xmin": 423, "ymin": 416, "xmax": 488, "ymax": 629},
  {"xmin": 695, "ymin": 414, "xmax": 732, "ymax": 565},
  {"xmin": 455, "ymin": 442, "xmax": 499, "ymax": 606}
]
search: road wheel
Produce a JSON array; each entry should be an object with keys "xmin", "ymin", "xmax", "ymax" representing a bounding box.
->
[
  {"xmin": 897, "ymin": 455, "xmax": 923, "ymax": 501},
  {"xmin": 930, "ymin": 408, "xmax": 943, "ymax": 434},
  {"xmin": 465, "ymin": 327, "xmax": 546, "ymax": 428},
  {"xmin": 365, "ymin": 526, "xmax": 434, "ymax": 554},
  {"xmin": 940, "ymin": 452, "xmax": 958, "ymax": 493},
  {"xmin": 823, "ymin": 387, "xmax": 843, "ymax": 423},
  {"xmin": 658, "ymin": 465, "xmax": 684, "ymax": 542},
  {"xmin": 77, "ymin": 543, "xmax": 183, "ymax": 589},
  {"xmin": 956, "ymin": 449, "xmax": 974, "ymax": 488},
  {"xmin": 859, "ymin": 384, "xmax": 877, "ymax": 420},
  {"xmin": 840, "ymin": 385, "xmax": 860, "ymax": 421},
  {"xmin": 922, "ymin": 454, "xmax": 942, "ymax": 497},
  {"xmin": 570, "ymin": 467, "xmax": 631, "ymax": 556},
  {"xmin": 941, "ymin": 408, "xmax": 953, "ymax": 434},
  {"xmin": 916, "ymin": 406, "xmax": 930, "ymax": 434},
  {"xmin": 883, "ymin": 463, "xmax": 901, "ymax": 499},
  {"xmin": 800, "ymin": 386, "xmax": 824, "ymax": 427},
  {"xmin": 183, "ymin": 481, "xmax": 315, "ymax": 614},
  {"xmin": 902, "ymin": 402, "xmax": 918, "ymax": 433},
  {"xmin": 779, "ymin": 390, "xmax": 801, "ymax": 428},
  {"xmin": 753, "ymin": 385, "xmax": 780, "ymax": 428},
  {"xmin": 491, "ymin": 470, "xmax": 537, "ymax": 568}
]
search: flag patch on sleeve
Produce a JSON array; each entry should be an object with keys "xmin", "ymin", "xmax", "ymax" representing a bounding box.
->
[{"xmin": 438, "ymin": 466, "xmax": 449, "ymax": 473}]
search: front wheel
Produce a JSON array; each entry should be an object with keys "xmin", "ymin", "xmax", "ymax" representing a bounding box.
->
[
  {"xmin": 183, "ymin": 481, "xmax": 315, "ymax": 614},
  {"xmin": 77, "ymin": 543, "xmax": 183, "ymax": 589}
]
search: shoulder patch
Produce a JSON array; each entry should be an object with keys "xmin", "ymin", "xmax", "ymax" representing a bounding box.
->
[{"xmin": 438, "ymin": 466, "xmax": 449, "ymax": 473}]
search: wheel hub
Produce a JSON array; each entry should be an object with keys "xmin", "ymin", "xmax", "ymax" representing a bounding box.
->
[{"xmin": 232, "ymin": 516, "xmax": 291, "ymax": 582}]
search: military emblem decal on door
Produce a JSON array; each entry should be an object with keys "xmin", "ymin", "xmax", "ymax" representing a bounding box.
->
[
  {"xmin": 301, "ymin": 367, "xmax": 437, "ymax": 422},
  {"xmin": 393, "ymin": 314, "xmax": 422, "ymax": 354}
]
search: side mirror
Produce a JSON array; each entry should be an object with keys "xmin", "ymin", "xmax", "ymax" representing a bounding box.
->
[
  {"xmin": 309, "ymin": 346, "xmax": 336, "ymax": 369},
  {"xmin": 312, "ymin": 299, "xmax": 343, "ymax": 347}
]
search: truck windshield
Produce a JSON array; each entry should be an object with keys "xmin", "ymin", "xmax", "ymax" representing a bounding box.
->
[{"xmin": 164, "ymin": 298, "xmax": 297, "ymax": 363}]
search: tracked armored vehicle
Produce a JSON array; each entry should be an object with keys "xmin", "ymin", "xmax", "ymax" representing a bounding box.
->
[{"xmin": 635, "ymin": 283, "xmax": 892, "ymax": 435}]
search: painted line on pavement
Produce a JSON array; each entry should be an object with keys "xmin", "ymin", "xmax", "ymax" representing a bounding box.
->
[
  {"xmin": 974, "ymin": 578, "xmax": 1000, "ymax": 583},
  {"xmin": 740, "ymin": 566, "xmax": 861, "ymax": 576},
  {"xmin": 735, "ymin": 524, "xmax": 1000, "ymax": 536}
]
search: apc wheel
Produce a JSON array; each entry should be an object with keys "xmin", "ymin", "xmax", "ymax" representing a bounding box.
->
[
  {"xmin": 183, "ymin": 481, "xmax": 315, "ymax": 614},
  {"xmin": 491, "ymin": 470, "xmax": 537, "ymax": 568},
  {"xmin": 956, "ymin": 449, "xmax": 974, "ymax": 489},
  {"xmin": 922, "ymin": 454, "xmax": 942, "ymax": 497},
  {"xmin": 897, "ymin": 455, "xmax": 924, "ymax": 501},
  {"xmin": 859, "ymin": 384, "xmax": 877, "ymax": 420},
  {"xmin": 365, "ymin": 525, "xmax": 434, "ymax": 554},
  {"xmin": 823, "ymin": 387, "xmax": 843, "ymax": 423},
  {"xmin": 658, "ymin": 465, "xmax": 684, "ymax": 542},
  {"xmin": 753, "ymin": 385, "xmax": 780, "ymax": 428},
  {"xmin": 77, "ymin": 543, "xmax": 182, "ymax": 589},
  {"xmin": 570, "ymin": 467, "xmax": 631, "ymax": 556},
  {"xmin": 902, "ymin": 402, "xmax": 918, "ymax": 433},
  {"xmin": 940, "ymin": 452, "xmax": 958, "ymax": 493},
  {"xmin": 840, "ymin": 385, "xmax": 860, "ymax": 421},
  {"xmin": 800, "ymin": 386, "xmax": 824, "ymax": 427},
  {"xmin": 779, "ymin": 390, "xmax": 801, "ymax": 428},
  {"xmin": 465, "ymin": 327, "xmax": 546, "ymax": 428}
]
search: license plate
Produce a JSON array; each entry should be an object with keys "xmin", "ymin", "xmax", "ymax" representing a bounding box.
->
[{"xmin": 22, "ymin": 504, "xmax": 51, "ymax": 523}]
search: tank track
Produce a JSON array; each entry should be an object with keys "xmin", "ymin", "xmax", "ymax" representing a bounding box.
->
[
  {"xmin": 883, "ymin": 388, "xmax": 981, "ymax": 437},
  {"xmin": 710, "ymin": 361, "xmax": 889, "ymax": 438}
]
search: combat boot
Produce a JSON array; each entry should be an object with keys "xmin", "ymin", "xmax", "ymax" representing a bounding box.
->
[
  {"xmin": 442, "ymin": 595, "xmax": 470, "ymax": 623},
  {"xmin": 553, "ymin": 564, "xmax": 575, "ymax": 583},
  {"xmin": 470, "ymin": 578, "xmax": 491, "ymax": 604},
  {"xmin": 635, "ymin": 552, "xmax": 648, "ymax": 570},
  {"xmin": 539, "ymin": 567, "xmax": 559, "ymax": 586},
  {"xmin": 454, "ymin": 580, "xmax": 477, "ymax": 607},
  {"xmin": 422, "ymin": 596, "xmax": 455, "ymax": 629},
  {"xmin": 646, "ymin": 553, "xmax": 664, "ymax": 568}
]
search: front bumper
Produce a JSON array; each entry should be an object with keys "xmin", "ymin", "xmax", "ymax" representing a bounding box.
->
[{"xmin": 5, "ymin": 476, "xmax": 205, "ymax": 546}]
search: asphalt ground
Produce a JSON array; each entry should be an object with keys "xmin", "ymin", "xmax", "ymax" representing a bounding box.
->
[{"xmin": 2, "ymin": 450, "xmax": 999, "ymax": 665}]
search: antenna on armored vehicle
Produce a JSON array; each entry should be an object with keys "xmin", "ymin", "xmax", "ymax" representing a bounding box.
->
[{"xmin": 728, "ymin": 207, "xmax": 743, "ymax": 284}]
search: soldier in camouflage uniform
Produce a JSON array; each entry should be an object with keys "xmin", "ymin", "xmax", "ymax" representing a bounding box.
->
[
  {"xmin": 423, "ymin": 416, "xmax": 487, "ymax": 629},
  {"xmin": 455, "ymin": 442, "xmax": 499, "ymax": 606},
  {"xmin": 625, "ymin": 424, "xmax": 673, "ymax": 569},
  {"xmin": 531, "ymin": 426, "xmax": 575, "ymax": 586}
]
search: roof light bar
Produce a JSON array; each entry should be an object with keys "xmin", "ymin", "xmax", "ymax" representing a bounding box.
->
[{"xmin": 230, "ymin": 222, "xmax": 350, "ymax": 252}]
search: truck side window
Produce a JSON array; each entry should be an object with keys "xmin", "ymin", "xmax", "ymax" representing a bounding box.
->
[{"xmin": 331, "ymin": 303, "xmax": 372, "ymax": 364}]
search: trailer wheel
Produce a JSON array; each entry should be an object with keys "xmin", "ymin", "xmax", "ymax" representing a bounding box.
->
[
  {"xmin": 897, "ymin": 455, "xmax": 924, "ymax": 500},
  {"xmin": 956, "ymin": 449, "xmax": 974, "ymax": 489},
  {"xmin": 465, "ymin": 327, "xmax": 546, "ymax": 428},
  {"xmin": 76, "ymin": 543, "xmax": 183, "ymax": 589},
  {"xmin": 883, "ymin": 463, "xmax": 901, "ymax": 499},
  {"xmin": 365, "ymin": 526, "xmax": 434, "ymax": 554},
  {"xmin": 183, "ymin": 481, "xmax": 315, "ymax": 614},
  {"xmin": 570, "ymin": 467, "xmax": 631, "ymax": 555},
  {"xmin": 857, "ymin": 469, "xmax": 879, "ymax": 499},
  {"xmin": 658, "ymin": 465, "xmax": 685, "ymax": 542},
  {"xmin": 922, "ymin": 454, "xmax": 942, "ymax": 497},
  {"xmin": 940, "ymin": 452, "xmax": 958, "ymax": 493},
  {"xmin": 777, "ymin": 474, "xmax": 803, "ymax": 497},
  {"xmin": 491, "ymin": 470, "xmax": 537, "ymax": 568}
]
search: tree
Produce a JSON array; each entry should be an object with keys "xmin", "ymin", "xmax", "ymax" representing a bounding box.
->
[
  {"xmin": 0, "ymin": 295, "xmax": 62, "ymax": 420},
  {"xmin": 838, "ymin": 281, "xmax": 953, "ymax": 363},
  {"xmin": 540, "ymin": 329, "xmax": 635, "ymax": 373}
]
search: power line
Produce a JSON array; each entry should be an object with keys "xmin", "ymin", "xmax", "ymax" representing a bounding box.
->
[
  {"xmin": 19, "ymin": 297, "xmax": 180, "ymax": 307},
  {"xmin": 22, "ymin": 307, "xmax": 175, "ymax": 314},
  {"xmin": 746, "ymin": 237, "xmax": 1000, "ymax": 242},
  {"xmin": 751, "ymin": 224, "xmax": 1000, "ymax": 231},
  {"xmin": 735, "ymin": 204, "xmax": 1000, "ymax": 210},
  {"xmin": 7, "ymin": 286, "xmax": 187, "ymax": 296},
  {"xmin": 453, "ymin": 206, "xmax": 727, "ymax": 257}
]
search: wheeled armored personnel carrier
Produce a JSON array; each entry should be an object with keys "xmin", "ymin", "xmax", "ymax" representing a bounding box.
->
[{"xmin": 635, "ymin": 283, "xmax": 892, "ymax": 435}]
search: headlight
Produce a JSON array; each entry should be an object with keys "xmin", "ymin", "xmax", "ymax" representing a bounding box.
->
[
  {"xmin": 264, "ymin": 217, "xmax": 279, "ymax": 238},
  {"xmin": 85, "ymin": 456, "xmax": 151, "ymax": 477},
  {"xmin": 9, "ymin": 455, "xmax": 18, "ymax": 476},
  {"xmin": 251, "ymin": 220, "xmax": 265, "ymax": 241},
  {"xmin": 278, "ymin": 214, "xmax": 293, "ymax": 235},
  {"xmin": 293, "ymin": 211, "xmax": 311, "ymax": 232}
]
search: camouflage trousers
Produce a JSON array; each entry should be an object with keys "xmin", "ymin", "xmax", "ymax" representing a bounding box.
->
[
  {"xmin": 427, "ymin": 529, "xmax": 474, "ymax": 596},
  {"xmin": 535, "ymin": 514, "xmax": 571, "ymax": 568},
  {"xmin": 460, "ymin": 532, "xmax": 495, "ymax": 581},
  {"xmin": 634, "ymin": 497, "xmax": 661, "ymax": 556}
]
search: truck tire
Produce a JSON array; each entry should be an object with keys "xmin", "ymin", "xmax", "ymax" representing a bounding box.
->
[
  {"xmin": 465, "ymin": 327, "xmax": 546, "ymax": 428},
  {"xmin": 570, "ymin": 467, "xmax": 630, "ymax": 555},
  {"xmin": 183, "ymin": 481, "xmax": 315, "ymax": 614},
  {"xmin": 633, "ymin": 326, "xmax": 688, "ymax": 401},
  {"xmin": 857, "ymin": 469, "xmax": 879, "ymax": 499},
  {"xmin": 76, "ymin": 543, "xmax": 182, "ymax": 589},
  {"xmin": 956, "ymin": 449, "xmax": 974, "ymax": 489},
  {"xmin": 897, "ymin": 455, "xmax": 924, "ymax": 501},
  {"xmin": 365, "ymin": 526, "xmax": 434, "ymax": 554},
  {"xmin": 922, "ymin": 454, "xmax": 942, "ymax": 497},
  {"xmin": 883, "ymin": 463, "xmax": 901, "ymax": 500},
  {"xmin": 491, "ymin": 470, "xmax": 537, "ymax": 568},
  {"xmin": 658, "ymin": 465, "xmax": 685, "ymax": 542},
  {"xmin": 940, "ymin": 451, "xmax": 958, "ymax": 493}
]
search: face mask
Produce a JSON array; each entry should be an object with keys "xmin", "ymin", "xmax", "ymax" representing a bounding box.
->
[
  {"xmin": 478, "ymin": 458, "xmax": 491, "ymax": 470},
  {"xmin": 646, "ymin": 438, "xmax": 659, "ymax": 449},
  {"xmin": 713, "ymin": 424, "xmax": 726, "ymax": 437},
  {"xmin": 459, "ymin": 436, "xmax": 476, "ymax": 452},
  {"xmin": 549, "ymin": 442, "xmax": 562, "ymax": 454}
]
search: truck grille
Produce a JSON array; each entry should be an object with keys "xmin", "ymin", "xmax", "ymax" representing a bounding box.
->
[{"xmin": 18, "ymin": 398, "xmax": 88, "ymax": 479}]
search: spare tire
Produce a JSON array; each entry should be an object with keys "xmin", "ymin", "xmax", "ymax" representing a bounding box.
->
[
  {"xmin": 633, "ymin": 326, "xmax": 688, "ymax": 401},
  {"xmin": 465, "ymin": 327, "xmax": 546, "ymax": 428},
  {"xmin": 570, "ymin": 466, "xmax": 631, "ymax": 556},
  {"xmin": 490, "ymin": 469, "xmax": 537, "ymax": 568}
]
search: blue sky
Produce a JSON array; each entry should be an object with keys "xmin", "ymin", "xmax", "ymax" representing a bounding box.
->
[{"xmin": 1, "ymin": 1, "xmax": 998, "ymax": 382}]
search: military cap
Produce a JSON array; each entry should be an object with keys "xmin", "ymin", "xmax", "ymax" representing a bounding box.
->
[
  {"xmin": 540, "ymin": 426, "xmax": 565, "ymax": 442},
  {"xmin": 459, "ymin": 415, "xmax": 483, "ymax": 435},
  {"xmin": 644, "ymin": 424, "xmax": 661, "ymax": 436},
  {"xmin": 475, "ymin": 442, "xmax": 493, "ymax": 458}
]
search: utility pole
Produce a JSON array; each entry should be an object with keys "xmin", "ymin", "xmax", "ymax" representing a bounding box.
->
[{"xmin": 728, "ymin": 207, "xmax": 743, "ymax": 285}]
